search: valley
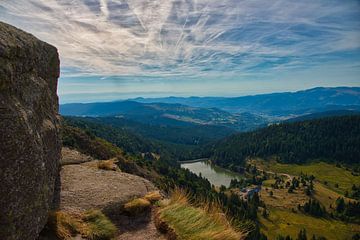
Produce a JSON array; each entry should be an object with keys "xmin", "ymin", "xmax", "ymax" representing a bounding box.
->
[
  {"xmin": 59, "ymin": 94, "xmax": 360, "ymax": 240},
  {"xmin": 177, "ymin": 156, "xmax": 360, "ymax": 239},
  {"xmin": 2, "ymin": 3, "xmax": 360, "ymax": 240}
]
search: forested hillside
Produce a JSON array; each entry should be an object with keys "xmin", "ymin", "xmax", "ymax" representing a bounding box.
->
[
  {"xmin": 210, "ymin": 116, "xmax": 360, "ymax": 168},
  {"xmin": 60, "ymin": 100, "xmax": 267, "ymax": 131},
  {"xmin": 61, "ymin": 117, "xmax": 267, "ymax": 240},
  {"xmin": 62, "ymin": 116, "xmax": 207, "ymax": 161}
]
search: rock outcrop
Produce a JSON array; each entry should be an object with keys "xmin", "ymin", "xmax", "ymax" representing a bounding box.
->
[
  {"xmin": 61, "ymin": 147, "xmax": 94, "ymax": 165},
  {"xmin": 0, "ymin": 22, "xmax": 61, "ymax": 240},
  {"xmin": 60, "ymin": 162, "xmax": 157, "ymax": 214}
]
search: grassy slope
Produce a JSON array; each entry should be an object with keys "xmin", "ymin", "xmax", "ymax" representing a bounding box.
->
[
  {"xmin": 252, "ymin": 159, "xmax": 359, "ymax": 239},
  {"xmin": 158, "ymin": 190, "xmax": 244, "ymax": 240},
  {"xmin": 259, "ymin": 208, "xmax": 359, "ymax": 240},
  {"xmin": 252, "ymin": 159, "xmax": 360, "ymax": 195}
]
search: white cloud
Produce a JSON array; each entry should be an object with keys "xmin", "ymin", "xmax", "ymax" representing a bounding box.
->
[{"xmin": 0, "ymin": 0, "xmax": 359, "ymax": 80}]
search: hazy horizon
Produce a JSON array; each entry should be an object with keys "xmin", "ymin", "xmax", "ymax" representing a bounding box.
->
[{"xmin": 58, "ymin": 85, "xmax": 360, "ymax": 104}]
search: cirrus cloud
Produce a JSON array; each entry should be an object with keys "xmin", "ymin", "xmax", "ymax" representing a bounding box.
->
[{"xmin": 0, "ymin": 0, "xmax": 360, "ymax": 102}]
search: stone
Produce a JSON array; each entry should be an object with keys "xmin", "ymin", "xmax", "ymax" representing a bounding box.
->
[
  {"xmin": 59, "ymin": 162, "xmax": 157, "ymax": 216},
  {"xmin": 0, "ymin": 22, "xmax": 61, "ymax": 240}
]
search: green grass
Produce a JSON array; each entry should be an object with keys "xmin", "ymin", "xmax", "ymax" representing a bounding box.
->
[
  {"xmin": 252, "ymin": 159, "xmax": 360, "ymax": 195},
  {"xmin": 81, "ymin": 210, "xmax": 118, "ymax": 240},
  {"xmin": 47, "ymin": 209, "xmax": 117, "ymax": 240},
  {"xmin": 158, "ymin": 190, "xmax": 244, "ymax": 240},
  {"xmin": 262, "ymin": 179, "xmax": 276, "ymax": 187},
  {"xmin": 124, "ymin": 197, "xmax": 151, "ymax": 215},
  {"xmin": 259, "ymin": 208, "xmax": 359, "ymax": 240}
]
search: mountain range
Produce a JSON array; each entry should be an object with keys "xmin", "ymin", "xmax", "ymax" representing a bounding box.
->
[
  {"xmin": 60, "ymin": 101, "xmax": 267, "ymax": 131},
  {"xmin": 60, "ymin": 87, "xmax": 360, "ymax": 132},
  {"xmin": 132, "ymin": 87, "xmax": 360, "ymax": 117}
]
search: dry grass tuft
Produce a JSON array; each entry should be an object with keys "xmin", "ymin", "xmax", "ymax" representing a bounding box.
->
[
  {"xmin": 97, "ymin": 159, "xmax": 119, "ymax": 171},
  {"xmin": 47, "ymin": 210, "xmax": 116, "ymax": 240},
  {"xmin": 144, "ymin": 191, "xmax": 162, "ymax": 203},
  {"xmin": 124, "ymin": 197, "xmax": 151, "ymax": 215},
  {"xmin": 47, "ymin": 211, "xmax": 80, "ymax": 240},
  {"xmin": 157, "ymin": 188, "xmax": 245, "ymax": 240}
]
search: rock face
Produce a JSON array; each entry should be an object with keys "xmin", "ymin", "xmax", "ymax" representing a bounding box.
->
[
  {"xmin": 0, "ymin": 22, "xmax": 61, "ymax": 240},
  {"xmin": 61, "ymin": 147, "xmax": 94, "ymax": 165},
  {"xmin": 60, "ymin": 162, "xmax": 157, "ymax": 215}
]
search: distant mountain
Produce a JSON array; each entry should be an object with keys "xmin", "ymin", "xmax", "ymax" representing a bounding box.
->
[
  {"xmin": 132, "ymin": 87, "xmax": 360, "ymax": 117},
  {"xmin": 284, "ymin": 110, "xmax": 360, "ymax": 123},
  {"xmin": 60, "ymin": 101, "xmax": 267, "ymax": 131}
]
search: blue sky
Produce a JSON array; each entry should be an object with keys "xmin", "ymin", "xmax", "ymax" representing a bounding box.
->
[{"xmin": 1, "ymin": 0, "xmax": 360, "ymax": 103}]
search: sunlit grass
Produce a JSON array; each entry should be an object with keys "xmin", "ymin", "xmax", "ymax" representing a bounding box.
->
[
  {"xmin": 47, "ymin": 210, "xmax": 117, "ymax": 240},
  {"xmin": 124, "ymin": 197, "xmax": 151, "ymax": 215},
  {"xmin": 250, "ymin": 159, "xmax": 360, "ymax": 195},
  {"xmin": 157, "ymin": 189, "xmax": 245, "ymax": 240},
  {"xmin": 144, "ymin": 191, "xmax": 162, "ymax": 203},
  {"xmin": 259, "ymin": 207, "xmax": 359, "ymax": 240}
]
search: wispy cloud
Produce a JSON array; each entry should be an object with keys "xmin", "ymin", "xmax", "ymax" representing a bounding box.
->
[{"xmin": 0, "ymin": 0, "xmax": 359, "ymax": 101}]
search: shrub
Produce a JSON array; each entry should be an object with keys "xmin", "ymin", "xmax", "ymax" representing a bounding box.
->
[
  {"xmin": 81, "ymin": 210, "xmax": 117, "ymax": 240},
  {"xmin": 157, "ymin": 189, "xmax": 245, "ymax": 240},
  {"xmin": 47, "ymin": 210, "xmax": 116, "ymax": 240},
  {"xmin": 144, "ymin": 191, "xmax": 162, "ymax": 203},
  {"xmin": 124, "ymin": 198, "xmax": 151, "ymax": 215},
  {"xmin": 97, "ymin": 159, "xmax": 119, "ymax": 171}
]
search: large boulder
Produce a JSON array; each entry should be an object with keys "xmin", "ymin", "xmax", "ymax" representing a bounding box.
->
[
  {"xmin": 60, "ymin": 161, "xmax": 157, "ymax": 214},
  {"xmin": 0, "ymin": 22, "xmax": 61, "ymax": 240}
]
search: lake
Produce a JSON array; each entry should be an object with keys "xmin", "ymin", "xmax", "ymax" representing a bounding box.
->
[{"xmin": 180, "ymin": 161, "xmax": 244, "ymax": 187}]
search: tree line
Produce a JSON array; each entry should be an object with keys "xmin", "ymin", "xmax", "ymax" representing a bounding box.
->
[{"xmin": 210, "ymin": 116, "xmax": 360, "ymax": 169}]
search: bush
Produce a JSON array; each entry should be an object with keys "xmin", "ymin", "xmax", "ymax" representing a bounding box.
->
[
  {"xmin": 47, "ymin": 210, "xmax": 116, "ymax": 240},
  {"xmin": 124, "ymin": 198, "xmax": 151, "ymax": 215},
  {"xmin": 156, "ymin": 189, "xmax": 245, "ymax": 240},
  {"xmin": 144, "ymin": 191, "xmax": 162, "ymax": 203},
  {"xmin": 97, "ymin": 159, "xmax": 119, "ymax": 171},
  {"xmin": 81, "ymin": 210, "xmax": 118, "ymax": 240}
]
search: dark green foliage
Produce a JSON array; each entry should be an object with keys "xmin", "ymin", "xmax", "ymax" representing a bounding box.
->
[
  {"xmin": 276, "ymin": 235, "xmax": 293, "ymax": 240},
  {"xmin": 83, "ymin": 116, "xmax": 235, "ymax": 145},
  {"xmin": 276, "ymin": 229, "xmax": 327, "ymax": 240},
  {"xmin": 350, "ymin": 185, "xmax": 360, "ymax": 200},
  {"xmin": 61, "ymin": 120, "xmax": 122, "ymax": 159},
  {"xmin": 210, "ymin": 116, "xmax": 360, "ymax": 168},
  {"xmin": 62, "ymin": 116, "xmax": 167, "ymax": 156},
  {"xmin": 62, "ymin": 116, "xmax": 216, "ymax": 161},
  {"xmin": 301, "ymin": 199, "xmax": 326, "ymax": 217},
  {"xmin": 297, "ymin": 229, "xmax": 307, "ymax": 240},
  {"xmin": 353, "ymin": 233, "xmax": 360, "ymax": 240},
  {"xmin": 334, "ymin": 197, "xmax": 360, "ymax": 222}
]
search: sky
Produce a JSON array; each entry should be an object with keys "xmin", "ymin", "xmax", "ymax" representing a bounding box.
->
[{"xmin": 1, "ymin": 0, "xmax": 360, "ymax": 103}]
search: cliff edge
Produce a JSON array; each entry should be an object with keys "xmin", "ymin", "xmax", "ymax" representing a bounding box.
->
[{"xmin": 0, "ymin": 22, "xmax": 61, "ymax": 240}]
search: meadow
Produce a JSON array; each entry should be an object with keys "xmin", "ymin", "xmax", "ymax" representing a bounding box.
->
[
  {"xmin": 259, "ymin": 208, "xmax": 359, "ymax": 240},
  {"xmin": 250, "ymin": 159, "xmax": 360, "ymax": 195}
]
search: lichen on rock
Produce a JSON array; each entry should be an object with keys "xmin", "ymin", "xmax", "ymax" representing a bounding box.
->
[{"xmin": 0, "ymin": 21, "xmax": 61, "ymax": 240}]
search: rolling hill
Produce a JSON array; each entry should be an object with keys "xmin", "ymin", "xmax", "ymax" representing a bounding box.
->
[
  {"xmin": 132, "ymin": 87, "xmax": 360, "ymax": 117},
  {"xmin": 209, "ymin": 115, "xmax": 360, "ymax": 168},
  {"xmin": 60, "ymin": 101, "xmax": 267, "ymax": 131}
]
